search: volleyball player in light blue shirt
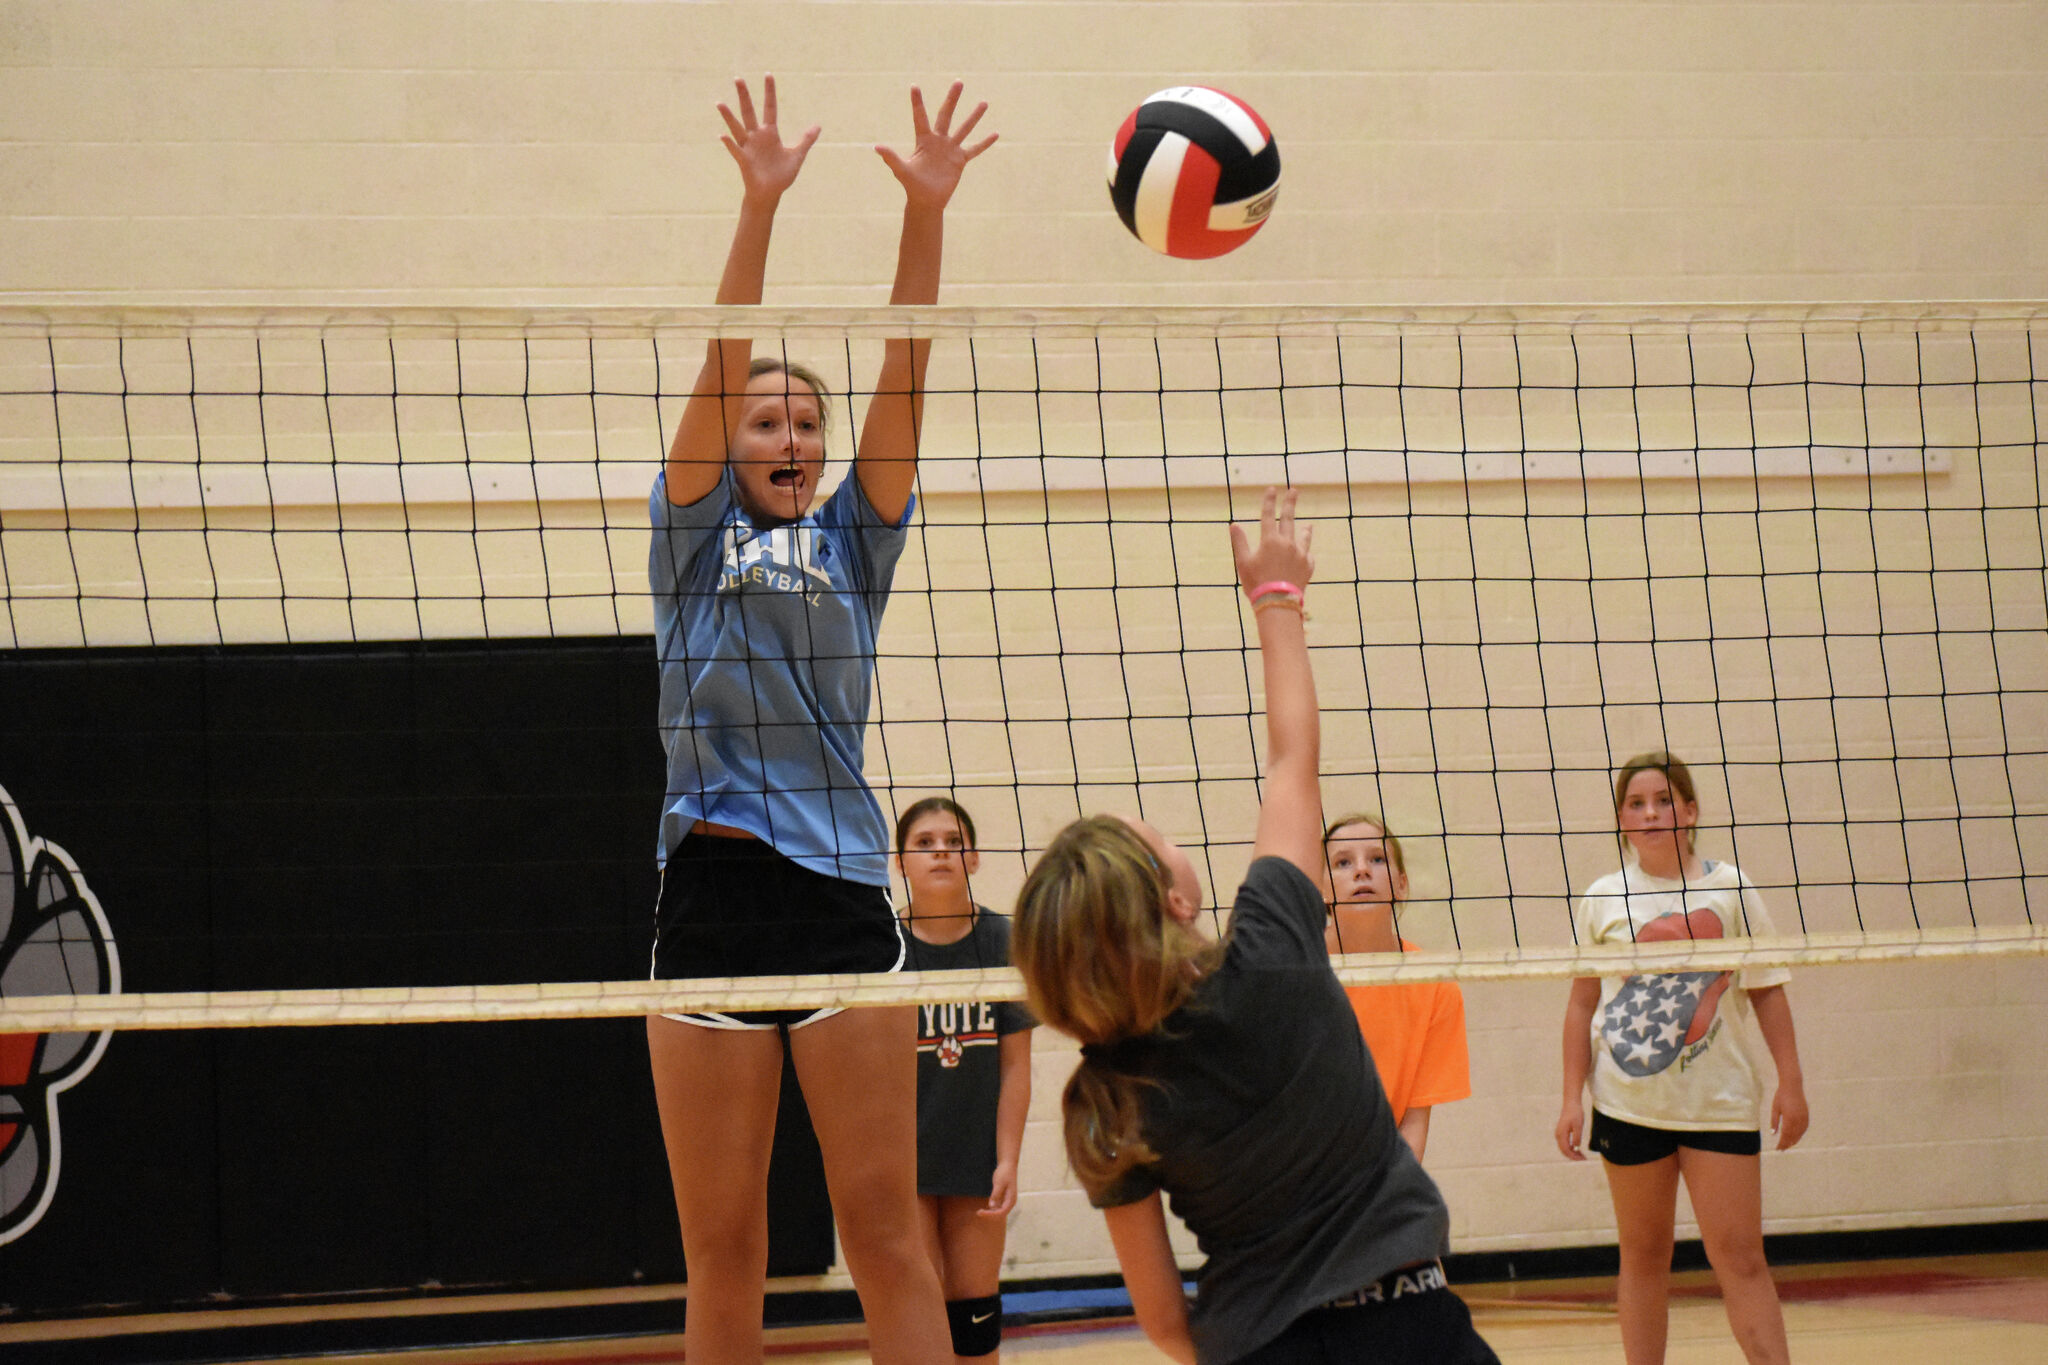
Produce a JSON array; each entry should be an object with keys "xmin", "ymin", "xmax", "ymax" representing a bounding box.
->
[
  {"xmin": 650, "ymin": 463, "xmax": 909, "ymax": 887},
  {"xmin": 643, "ymin": 75, "xmax": 995, "ymax": 1365}
]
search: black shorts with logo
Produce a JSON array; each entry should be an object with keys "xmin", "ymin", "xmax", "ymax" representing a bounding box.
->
[
  {"xmin": 1237, "ymin": 1262, "xmax": 1501, "ymax": 1365},
  {"xmin": 652, "ymin": 833, "xmax": 903, "ymax": 1029}
]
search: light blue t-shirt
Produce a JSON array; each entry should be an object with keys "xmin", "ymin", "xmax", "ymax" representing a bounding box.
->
[{"xmin": 649, "ymin": 468, "xmax": 912, "ymax": 886}]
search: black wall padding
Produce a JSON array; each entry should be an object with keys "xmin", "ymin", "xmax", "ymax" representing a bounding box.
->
[{"xmin": 0, "ymin": 638, "xmax": 835, "ymax": 1315}]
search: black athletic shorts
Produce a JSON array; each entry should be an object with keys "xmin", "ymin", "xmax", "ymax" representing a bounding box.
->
[
  {"xmin": 652, "ymin": 832, "xmax": 904, "ymax": 1029},
  {"xmin": 1589, "ymin": 1110, "xmax": 1762, "ymax": 1165},
  {"xmin": 1236, "ymin": 1262, "xmax": 1501, "ymax": 1365}
]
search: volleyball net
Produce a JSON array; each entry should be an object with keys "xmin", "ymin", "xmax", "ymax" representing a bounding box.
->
[{"xmin": 2, "ymin": 304, "xmax": 2044, "ymax": 1033}]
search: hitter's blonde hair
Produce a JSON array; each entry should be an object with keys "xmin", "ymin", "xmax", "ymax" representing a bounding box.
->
[{"xmin": 1012, "ymin": 815, "xmax": 1222, "ymax": 1200}]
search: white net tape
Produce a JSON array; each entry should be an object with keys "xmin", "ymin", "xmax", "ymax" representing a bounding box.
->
[{"xmin": 3, "ymin": 925, "xmax": 2041, "ymax": 1033}]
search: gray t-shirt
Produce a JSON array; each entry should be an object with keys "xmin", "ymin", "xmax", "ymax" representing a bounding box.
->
[
  {"xmin": 904, "ymin": 911, "xmax": 1037, "ymax": 1196},
  {"xmin": 1088, "ymin": 856, "xmax": 1451, "ymax": 1365}
]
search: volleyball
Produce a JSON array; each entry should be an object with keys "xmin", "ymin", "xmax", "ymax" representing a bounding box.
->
[{"xmin": 1107, "ymin": 86, "xmax": 1281, "ymax": 259}]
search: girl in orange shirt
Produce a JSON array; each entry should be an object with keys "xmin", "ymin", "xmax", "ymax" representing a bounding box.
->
[{"xmin": 1323, "ymin": 813, "xmax": 1471, "ymax": 1161}]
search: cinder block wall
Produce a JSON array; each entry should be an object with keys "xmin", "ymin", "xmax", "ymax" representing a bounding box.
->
[
  {"xmin": 4, "ymin": 1, "xmax": 2043, "ymax": 303},
  {"xmin": 1006, "ymin": 959, "xmax": 2048, "ymax": 1276},
  {"xmin": 4, "ymin": 0, "xmax": 2044, "ymax": 1283}
]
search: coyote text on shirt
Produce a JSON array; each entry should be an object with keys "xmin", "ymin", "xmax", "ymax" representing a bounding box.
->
[{"xmin": 904, "ymin": 910, "xmax": 1036, "ymax": 1197}]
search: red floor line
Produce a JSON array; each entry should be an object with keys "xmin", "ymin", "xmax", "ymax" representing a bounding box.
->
[
  {"xmin": 373, "ymin": 1311, "xmax": 1148, "ymax": 1365},
  {"xmin": 426, "ymin": 1352, "xmax": 685, "ymax": 1365},
  {"xmin": 1007, "ymin": 1313, "xmax": 1142, "ymax": 1340},
  {"xmin": 1473, "ymin": 1269, "xmax": 2046, "ymax": 1307}
]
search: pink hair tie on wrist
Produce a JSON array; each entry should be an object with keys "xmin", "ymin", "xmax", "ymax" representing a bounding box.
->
[{"xmin": 1248, "ymin": 580, "xmax": 1307, "ymax": 620}]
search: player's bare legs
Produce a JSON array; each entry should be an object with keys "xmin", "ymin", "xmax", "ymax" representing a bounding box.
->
[
  {"xmin": 791, "ymin": 1005, "xmax": 951, "ymax": 1365},
  {"xmin": 921, "ymin": 1193, "xmax": 1009, "ymax": 1365},
  {"xmin": 1684, "ymin": 1148, "xmax": 1790, "ymax": 1365},
  {"xmin": 646, "ymin": 1018, "xmax": 784, "ymax": 1365},
  {"xmin": 1603, "ymin": 1154, "xmax": 1681, "ymax": 1364}
]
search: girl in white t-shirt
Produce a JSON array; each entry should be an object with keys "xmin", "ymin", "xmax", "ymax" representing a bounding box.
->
[{"xmin": 1555, "ymin": 753, "xmax": 1808, "ymax": 1365}]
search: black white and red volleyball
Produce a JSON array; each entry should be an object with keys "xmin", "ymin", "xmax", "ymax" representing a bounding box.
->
[{"xmin": 1107, "ymin": 86, "xmax": 1280, "ymax": 259}]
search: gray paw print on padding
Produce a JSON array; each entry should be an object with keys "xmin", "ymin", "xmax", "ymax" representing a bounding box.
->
[{"xmin": 0, "ymin": 786, "xmax": 120, "ymax": 1246}]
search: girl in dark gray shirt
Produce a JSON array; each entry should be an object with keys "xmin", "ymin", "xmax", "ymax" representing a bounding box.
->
[
  {"xmin": 896, "ymin": 795, "xmax": 1035, "ymax": 1362},
  {"xmin": 1012, "ymin": 490, "xmax": 1498, "ymax": 1365}
]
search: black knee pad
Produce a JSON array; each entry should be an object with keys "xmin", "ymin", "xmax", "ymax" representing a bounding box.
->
[{"xmin": 946, "ymin": 1294, "xmax": 1003, "ymax": 1357}]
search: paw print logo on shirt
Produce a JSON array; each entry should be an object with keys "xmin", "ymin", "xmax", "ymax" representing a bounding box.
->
[{"xmin": 0, "ymin": 785, "xmax": 120, "ymax": 1246}]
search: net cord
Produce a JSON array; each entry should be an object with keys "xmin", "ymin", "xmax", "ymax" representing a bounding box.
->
[
  {"xmin": 4, "ymin": 301, "xmax": 2045, "ymax": 342},
  {"xmin": 4, "ymin": 926, "xmax": 2041, "ymax": 1034}
]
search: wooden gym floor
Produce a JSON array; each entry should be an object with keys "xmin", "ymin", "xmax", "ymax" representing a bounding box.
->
[{"xmin": 8, "ymin": 1249, "xmax": 2045, "ymax": 1365}]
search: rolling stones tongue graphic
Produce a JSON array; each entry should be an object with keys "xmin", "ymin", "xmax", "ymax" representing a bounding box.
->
[
  {"xmin": 1600, "ymin": 907, "xmax": 1729, "ymax": 1077},
  {"xmin": 0, "ymin": 786, "xmax": 119, "ymax": 1246}
]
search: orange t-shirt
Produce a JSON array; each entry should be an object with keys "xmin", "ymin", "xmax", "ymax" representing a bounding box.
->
[{"xmin": 1342, "ymin": 941, "xmax": 1471, "ymax": 1123}]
